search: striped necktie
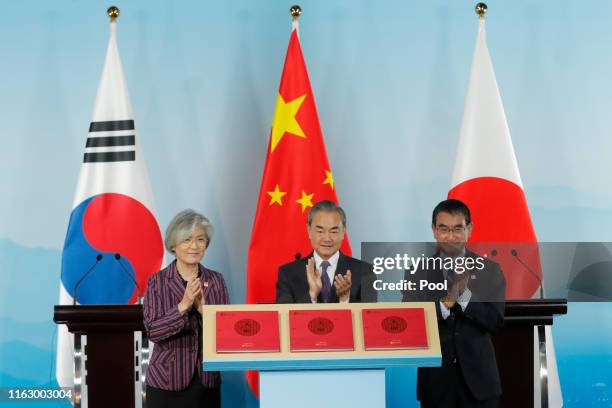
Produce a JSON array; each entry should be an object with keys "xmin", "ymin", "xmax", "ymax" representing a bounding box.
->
[{"xmin": 320, "ymin": 260, "xmax": 331, "ymax": 302}]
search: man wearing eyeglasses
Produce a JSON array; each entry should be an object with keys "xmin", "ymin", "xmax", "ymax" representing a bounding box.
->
[{"xmin": 403, "ymin": 199, "xmax": 506, "ymax": 408}]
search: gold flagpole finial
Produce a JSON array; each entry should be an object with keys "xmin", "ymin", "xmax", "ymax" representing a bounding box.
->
[
  {"xmin": 107, "ymin": 6, "xmax": 120, "ymax": 22},
  {"xmin": 290, "ymin": 5, "xmax": 302, "ymax": 22},
  {"xmin": 475, "ymin": 3, "xmax": 487, "ymax": 20}
]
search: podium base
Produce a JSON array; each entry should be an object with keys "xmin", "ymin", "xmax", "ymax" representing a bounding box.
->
[{"xmin": 259, "ymin": 369, "xmax": 385, "ymax": 408}]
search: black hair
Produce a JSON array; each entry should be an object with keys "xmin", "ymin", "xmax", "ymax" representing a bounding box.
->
[
  {"xmin": 307, "ymin": 200, "xmax": 347, "ymax": 228},
  {"xmin": 432, "ymin": 199, "xmax": 471, "ymax": 226}
]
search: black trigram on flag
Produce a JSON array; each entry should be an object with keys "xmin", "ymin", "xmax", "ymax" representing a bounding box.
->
[{"xmin": 84, "ymin": 120, "xmax": 136, "ymax": 163}]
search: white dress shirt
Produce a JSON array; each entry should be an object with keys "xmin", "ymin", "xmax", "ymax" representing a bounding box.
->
[
  {"xmin": 312, "ymin": 251, "xmax": 349, "ymax": 303},
  {"xmin": 439, "ymin": 249, "xmax": 472, "ymax": 319}
]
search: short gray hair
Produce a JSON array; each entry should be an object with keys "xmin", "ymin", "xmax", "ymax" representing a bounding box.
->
[
  {"xmin": 165, "ymin": 209, "xmax": 214, "ymax": 253},
  {"xmin": 307, "ymin": 200, "xmax": 347, "ymax": 228}
]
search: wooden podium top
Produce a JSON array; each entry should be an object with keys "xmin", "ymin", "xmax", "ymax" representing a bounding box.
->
[
  {"xmin": 54, "ymin": 304, "xmax": 145, "ymax": 333},
  {"xmin": 202, "ymin": 302, "xmax": 441, "ymax": 372}
]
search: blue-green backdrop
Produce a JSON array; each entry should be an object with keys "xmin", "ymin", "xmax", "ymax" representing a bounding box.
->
[{"xmin": 1, "ymin": 1, "xmax": 611, "ymax": 406}]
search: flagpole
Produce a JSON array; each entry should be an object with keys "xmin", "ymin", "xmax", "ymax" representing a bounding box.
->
[
  {"xmin": 475, "ymin": 2, "xmax": 487, "ymax": 19},
  {"xmin": 467, "ymin": 6, "xmax": 560, "ymax": 408},
  {"xmin": 107, "ymin": 5, "xmax": 120, "ymax": 22},
  {"xmin": 107, "ymin": 6, "xmax": 120, "ymax": 43},
  {"xmin": 290, "ymin": 4, "xmax": 301, "ymax": 35}
]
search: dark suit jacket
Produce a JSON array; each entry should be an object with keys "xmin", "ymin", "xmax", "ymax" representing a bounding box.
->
[
  {"xmin": 143, "ymin": 260, "xmax": 230, "ymax": 391},
  {"xmin": 402, "ymin": 250, "xmax": 506, "ymax": 404},
  {"xmin": 276, "ymin": 251, "xmax": 377, "ymax": 303}
]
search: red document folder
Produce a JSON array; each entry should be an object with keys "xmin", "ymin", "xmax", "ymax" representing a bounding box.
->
[
  {"xmin": 289, "ymin": 309, "xmax": 354, "ymax": 352},
  {"xmin": 362, "ymin": 308, "xmax": 428, "ymax": 350},
  {"xmin": 215, "ymin": 311, "xmax": 280, "ymax": 353}
]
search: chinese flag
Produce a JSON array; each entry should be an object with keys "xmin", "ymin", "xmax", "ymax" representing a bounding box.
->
[
  {"xmin": 245, "ymin": 28, "xmax": 351, "ymax": 396},
  {"xmin": 448, "ymin": 18, "xmax": 541, "ymax": 299}
]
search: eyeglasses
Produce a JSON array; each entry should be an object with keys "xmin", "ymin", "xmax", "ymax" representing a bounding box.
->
[
  {"xmin": 435, "ymin": 225, "xmax": 468, "ymax": 235},
  {"xmin": 179, "ymin": 237, "xmax": 207, "ymax": 248}
]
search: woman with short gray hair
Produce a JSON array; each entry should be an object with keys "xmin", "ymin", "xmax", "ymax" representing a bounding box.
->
[
  {"xmin": 164, "ymin": 210, "xmax": 214, "ymax": 254},
  {"xmin": 143, "ymin": 209, "xmax": 229, "ymax": 408}
]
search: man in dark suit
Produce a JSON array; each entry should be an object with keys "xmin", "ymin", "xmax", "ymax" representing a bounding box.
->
[
  {"xmin": 403, "ymin": 199, "xmax": 506, "ymax": 408},
  {"xmin": 276, "ymin": 200, "xmax": 376, "ymax": 303}
]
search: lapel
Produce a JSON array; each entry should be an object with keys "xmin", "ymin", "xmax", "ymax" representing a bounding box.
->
[
  {"xmin": 428, "ymin": 252, "xmax": 445, "ymax": 284},
  {"xmin": 336, "ymin": 251, "xmax": 347, "ymax": 276},
  {"xmin": 199, "ymin": 264, "xmax": 213, "ymax": 302},
  {"xmin": 429, "ymin": 249, "xmax": 479, "ymax": 292},
  {"xmin": 463, "ymin": 249, "xmax": 480, "ymax": 286},
  {"xmin": 302, "ymin": 251, "xmax": 314, "ymax": 284},
  {"xmin": 165, "ymin": 260, "xmax": 186, "ymax": 302},
  {"xmin": 305, "ymin": 252, "xmax": 326, "ymax": 303},
  {"xmin": 324, "ymin": 251, "xmax": 346, "ymax": 303}
]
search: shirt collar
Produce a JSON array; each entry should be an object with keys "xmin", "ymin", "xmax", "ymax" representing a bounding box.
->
[
  {"xmin": 439, "ymin": 248, "xmax": 467, "ymax": 279},
  {"xmin": 313, "ymin": 250, "xmax": 340, "ymax": 270},
  {"xmin": 440, "ymin": 247, "xmax": 466, "ymax": 259}
]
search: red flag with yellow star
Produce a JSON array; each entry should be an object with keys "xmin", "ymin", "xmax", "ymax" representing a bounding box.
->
[{"xmin": 245, "ymin": 27, "xmax": 351, "ymax": 395}]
